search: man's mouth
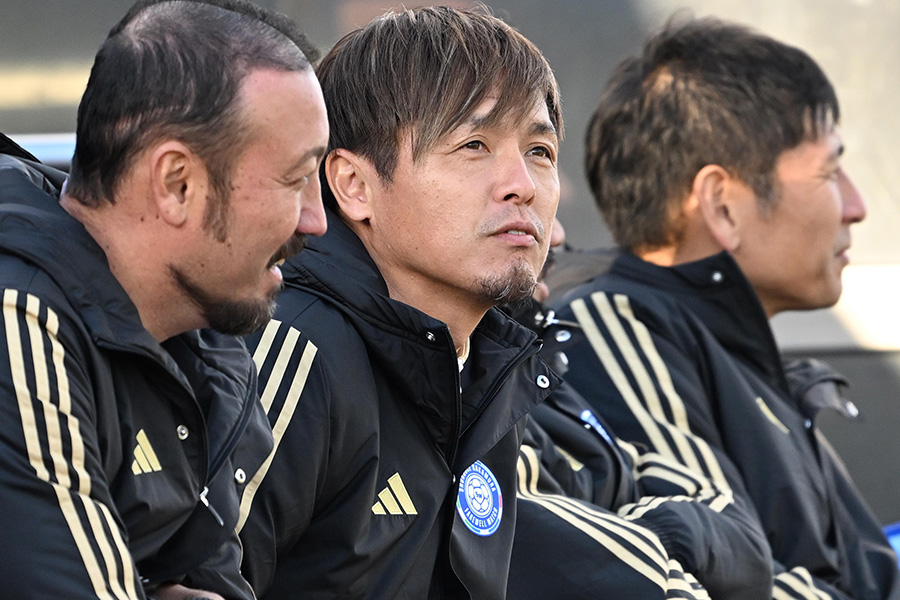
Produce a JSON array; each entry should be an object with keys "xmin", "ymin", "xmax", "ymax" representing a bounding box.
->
[
  {"xmin": 492, "ymin": 219, "xmax": 541, "ymax": 242},
  {"xmin": 268, "ymin": 235, "xmax": 307, "ymax": 270}
]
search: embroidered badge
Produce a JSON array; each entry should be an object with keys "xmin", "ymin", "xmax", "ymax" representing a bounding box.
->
[
  {"xmin": 456, "ymin": 460, "xmax": 503, "ymax": 536},
  {"xmin": 580, "ymin": 409, "xmax": 614, "ymax": 445}
]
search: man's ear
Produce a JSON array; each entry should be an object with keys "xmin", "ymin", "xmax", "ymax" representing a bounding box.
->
[
  {"xmin": 325, "ymin": 149, "xmax": 376, "ymax": 224},
  {"xmin": 148, "ymin": 141, "xmax": 204, "ymax": 228},
  {"xmin": 693, "ymin": 164, "xmax": 747, "ymax": 252}
]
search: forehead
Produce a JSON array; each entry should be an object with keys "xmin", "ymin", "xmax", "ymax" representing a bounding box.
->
[
  {"xmin": 239, "ymin": 68, "xmax": 328, "ymax": 153},
  {"xmin": 776, "ymin": 126, "xmax": 842, "ymax": 174},
  {"xmin": 451, "ymin": 94, "xmax": 556, "ymax": 138}
]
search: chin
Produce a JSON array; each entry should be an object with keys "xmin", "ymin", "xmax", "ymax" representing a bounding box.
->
[
  {"xmin": 478, "ymin": 262, "xmax": 537, "ymax": 305},
  {"xmin": 808, "ymin": 286, "xmax": 843, "ymax": 311}
]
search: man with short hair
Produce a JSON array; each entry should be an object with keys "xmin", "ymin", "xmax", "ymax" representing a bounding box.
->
[
  {"xmin": 0, "ymin": 1, "xmax": 328, "ymax": 598},
  {"xmin": 546, "ymin": 17, "xmax": 900, "ymax": 599},
  {"xmin": 236, "ymin": 7, "xmax": 566, "ymax": 598}
]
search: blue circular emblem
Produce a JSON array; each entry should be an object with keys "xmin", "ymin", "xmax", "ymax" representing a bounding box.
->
[{"xmin": 456, "ymin": 460, "xmax": 503, "ymax": 536}]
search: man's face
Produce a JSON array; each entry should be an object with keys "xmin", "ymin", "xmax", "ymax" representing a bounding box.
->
[
  {"xmin": 363, "ymin": 97, "xmax": 560, "ymax": 312},
  {"xmin": 733, "ymin": 128, "xmax": 866, "ymax": 317},
  {"xmin": 174, "ymin": 68, "xmax": 328, "ymax": 335}
]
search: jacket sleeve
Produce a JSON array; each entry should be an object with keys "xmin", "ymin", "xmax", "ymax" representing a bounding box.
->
[
  {"xmin": 510, "ymin": 440, "xmax": 712, "ymax": 599},
  {"xmin": 0, "ymin": 288, "xmax": 146, "ymax": 598},
  {"xmin": 524, "ymin": 386, "xmax": 773, "ymax": 599},
  {"xmin": 771, "ymin": 565, "xmax": 853, "ymax": 600},
  {"xmin": 550, "ymin": 290, "xmax": 873, "ymax": 600},
  {"xmin": 180, "ymin": 529, "xmax": 255, "ymax": 600},
  {"xmin": 616, "ymin": 440, "xmax": 774, "ymax": 599}
]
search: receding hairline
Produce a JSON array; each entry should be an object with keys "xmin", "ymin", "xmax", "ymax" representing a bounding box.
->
[{"xmin": 119, "ymin": 0, "xmax": 314, "ymax": 67}]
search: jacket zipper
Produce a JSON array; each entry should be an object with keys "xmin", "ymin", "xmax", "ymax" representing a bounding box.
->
[
  {"xmin": 207, "ymin": 380, "xmax": 257, "ymax": 480},
  {"xmin": 200, "ymin": 379, "xmax": 258, "ymax": 524},
  {"xmin": 457, "ymin": 340, "xmax": 542, "ymax": 440},
  {"xmin": 444, "ymin": 329, "xmax": 463, "ymax": 473},
  {"xmin": 440, "ymin": 335, "xmax": 543, "ymax": 599}
]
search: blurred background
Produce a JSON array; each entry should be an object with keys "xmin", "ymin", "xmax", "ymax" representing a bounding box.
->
[{"xmin": 2, "ymin": 0, "xmax": 898, "ymax": 523}]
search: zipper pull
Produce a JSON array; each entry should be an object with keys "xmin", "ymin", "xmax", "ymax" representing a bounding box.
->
[{"xmin": 199, "ymin": 486, "xmax": 224, "ymax": 526}]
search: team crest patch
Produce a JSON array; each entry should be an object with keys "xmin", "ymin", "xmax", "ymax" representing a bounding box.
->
[{"xmin": 456, "ymin": 460, "xmax": 503, "ymax": 536}]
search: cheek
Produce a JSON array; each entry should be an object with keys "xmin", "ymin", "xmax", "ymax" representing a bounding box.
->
[
  {"xmin": 270, "ymin": 193, "xmax": 302, "ymax": 232},
  {"xmin": 537, "ymin": 176, "xmax": 561, "ymax": 214}
]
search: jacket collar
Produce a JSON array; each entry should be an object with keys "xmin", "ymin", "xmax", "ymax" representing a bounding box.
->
[
  {"xmin": 282, "ymin": 208, "xmax": 555, "ymax": 463},
  {"xmin": 611, "ymin": 250, "xmax": 789, "ymax": 391},
  {"xmin": 283, "ymin": 208, "xmax": 543, "ymax": 355},
  {"xmin": 0, "ymin": 153, "xmax": 256, "ymax": 407},
  {"xmin": 0, "ymin": 154, "xmax": 176, "ymax": 359}
]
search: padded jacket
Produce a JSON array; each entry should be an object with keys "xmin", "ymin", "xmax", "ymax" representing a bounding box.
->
[
  {"xmin": 237, "ymin": 209, "xmax": 558, "ymax": 599},
  {"xmin": 0, "ymin": 142, "xmax": 273, "ymax": 599},
  {"xmin": 547, "ymin": 250, "xmax": 900, "ymax": 600}
]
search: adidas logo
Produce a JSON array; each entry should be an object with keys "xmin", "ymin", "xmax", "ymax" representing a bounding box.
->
[
  {"xmin": 372, "ymin": 473, "xmax": 417, "ymax": 515},
  {"xmin": 131, "ymin": 429, "xmax": 162, "ymax": 475}
]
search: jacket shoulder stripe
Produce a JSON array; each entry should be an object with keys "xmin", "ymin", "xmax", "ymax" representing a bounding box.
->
[
  {"xmin": 613, "ymin": 295, "xmax": 730, "ymax": 488},
  {"xmin": 237, "ymin": 335, "xmax": 318, "ymax": 533},
  {"xmin": 3, "ymin": 289, "xmax": 137, "ymax": 599},
  {"xmin": 44, "ymin": 304, "xmax": 93, "ymax": 497},
  {"xmin": 667, "ymin": 565, "xmax": 711, "ymax": 599},
  {"xmin": 5, "ymin": 290, "xmax": 50, "ymax": 482},
  {"xmin": 518, "ymin": 446, "xmax": 669, "ymax": 585},
  {"xmin": 252, "ymin": 319, "xmax": 282, "ymax": 372},
  {"xmin": 612, "ymin": 295, "xmax": 690, "ymax": 430},
  {"xmin": 570, "ymin": 296, "xmax": 678, "ymax": 462},
  {"xmin": 35, "ymin": 293, "xmax": 137, "ymax": 599},
  {"xmin": 774, "ymin": 568, "xmax": 831, "ymax": 600},
  {"xmin": 573, "ymin": 293, "xmax": 730, "ymax": 490},
  {"xmin": 590, "ymin": 292, "xmax": 710, "ymax": 478},
  {"xmin": 255, "ymin": 320, "xmax": 302, "ymax": 414},
  {"xmin": 593, "ymin": 293, "xmax": 671, "ymax": 426}
]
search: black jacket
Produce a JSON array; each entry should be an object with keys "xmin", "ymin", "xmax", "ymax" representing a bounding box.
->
[
  {"xmin": 238, "ymin": 210, "xmax": 558, "ymax": 599},
  {"xmin": 509, "ymin": 381, "xmax": 773, "ymax": 599},
  {"xmin": 0, "ymin": 145, "xmax": 273, "ymax": 599},
  {"xmin": 548, "ymin": 250, "xmax": 900, "ymax": 600}
]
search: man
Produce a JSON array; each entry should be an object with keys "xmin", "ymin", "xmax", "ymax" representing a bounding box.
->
[
  {"xmin": 0, "ymin": 1, "xmax": 328, "ymax": 598},
  {"xmin": 546, "ymin": 18, "xmax": 900, "ymax": 600},
  {"xmin": 235, "ymin": 8, "xmax": 562, "ymax": 597},
  {"xmin": 506, "ymin": 227, "xmax": 772, "ymax": 599}
]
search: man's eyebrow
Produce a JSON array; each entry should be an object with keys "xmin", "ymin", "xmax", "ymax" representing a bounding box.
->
[
  {"xmin": 285, "ymin": 145, "xmax": 327, "ymax": 174},
  {"xmin": 528, "ymin": 121, "xmax": 558, "ymax": 138},
  {"xmin": 463, "ymin": 114, "xmax": 558, "ymax": 138}
]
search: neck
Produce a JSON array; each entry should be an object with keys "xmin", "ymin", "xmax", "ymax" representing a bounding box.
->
[
  {"xmin": 456, "ymin": 336, "xmax": 471, "ymax": 361},
  {"xmin": 636, "ymin": 235, "xmax": 723, "ymax": 268},
  {"xmin": 61, "ymin": 193, "xmax": 198, "ymax": 342},
  {"xmin": 637, "ymin": 245, "xmax": 678, "ymax": 267},
  {"xmin": 384, "ymin": 277, "xmax": 487, "ymax": 353}
]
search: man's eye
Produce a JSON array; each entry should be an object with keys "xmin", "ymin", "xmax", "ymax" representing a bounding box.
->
[
  {"xmin": 528, "ymin": 145, "xmax": 554, "ymax": 160},
  {"xmin": 462, "ymin": 140, "xmax": 486, "ymax": 151}
]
